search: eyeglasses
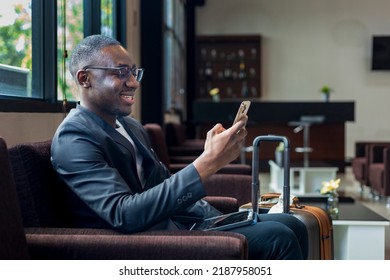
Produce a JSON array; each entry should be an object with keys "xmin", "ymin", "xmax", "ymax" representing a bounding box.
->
[{"xmin": 83, "ymin": 66, "xmax": 144, "ymax": 82}]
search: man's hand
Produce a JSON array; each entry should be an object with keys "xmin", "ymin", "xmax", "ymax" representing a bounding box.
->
[{"xmin": 193, "ymin": 116, "xmax": 248, "ymax": 180}]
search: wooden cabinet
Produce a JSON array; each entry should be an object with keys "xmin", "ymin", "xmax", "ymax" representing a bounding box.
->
[{"xmin": 195, "ymin": 35, "xmax": 262, "ymax": 100}]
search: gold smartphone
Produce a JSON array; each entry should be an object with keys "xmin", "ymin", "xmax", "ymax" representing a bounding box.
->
[{"xmin": 232, "ymin": 100, "xmax": 251, "ymax": 125}]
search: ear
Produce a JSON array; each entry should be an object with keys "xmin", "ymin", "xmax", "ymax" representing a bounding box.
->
[{"xmin": 76, "ymin": 70, "xmax": 90, "ymax": 88}]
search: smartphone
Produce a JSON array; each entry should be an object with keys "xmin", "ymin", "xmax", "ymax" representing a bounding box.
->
[{"xmin": 232, "ymin": 100, "xmax": 251, "ymax": 125}]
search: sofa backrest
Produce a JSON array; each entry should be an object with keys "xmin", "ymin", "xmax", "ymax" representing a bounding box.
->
[
  {"xmin": 0, "ymin": 137, "xmax": 30, "ymax": 259},
  {"xmin": 165, "ymin": 122, "xmax": 186, "ymax": 146},
  {"xmin": 143, "ymin": 123, "xmax": 171, "ymax": 167},
  {"xmin": 8, "ymin": 140, "xmax": 73, "ymax": 227},
  {"xmin": 203, "ymin": 174, "xmax": 252, "ymax": 206}
]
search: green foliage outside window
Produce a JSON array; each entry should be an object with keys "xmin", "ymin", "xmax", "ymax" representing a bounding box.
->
[
  {"xmin": 0, "ymin": 4, "xmax": 31, "ymax": 69},
  {"xmin": 0, "ymin": 0, "xmax": 114, "ymax": 102},
  {"xmin": 58, "ymin": 0, "xmax": 84, "ymax": 101}
]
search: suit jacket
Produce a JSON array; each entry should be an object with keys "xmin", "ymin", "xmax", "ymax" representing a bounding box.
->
[{"xmin": 51, "ymin": 105, "xmax": 221, "ymax": 233}]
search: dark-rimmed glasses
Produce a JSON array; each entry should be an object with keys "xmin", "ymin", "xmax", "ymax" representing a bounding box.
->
[{"xmin": 82, "ymin": 66, "xmax": 144, "ymax": 82}]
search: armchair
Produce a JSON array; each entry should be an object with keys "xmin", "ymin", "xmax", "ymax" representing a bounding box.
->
[
  {"xmin": 165, "ymin": 122, "xmax": 205, "ymax": 157},
  {"xmin": 165, "ymin": 122, "xmax": 242, "ymax": 164},
  {"xmin": 0, "ymin": 136, "xmax": 250, "ymax": 259},
  {"xmin": 0, "ymin": 136, "xmax": 29, "ymax": 259},
  {"xmin": 351, "ymin": 141, "xmax": 390, "ymax": 192},
  {"xmin": 144, "ymin": 123, "xmax": 252, "ymax": 175},
  {"xmin": 367, "ymin": 144, "xmax": 390, "ymax": 207},
  {"xmin": 203, "ymin": 174, "xmax": 251, "ymax": 206},
  {"xmin": 165, "ymin": 122, "xmax": 205, "ymax": 148}
]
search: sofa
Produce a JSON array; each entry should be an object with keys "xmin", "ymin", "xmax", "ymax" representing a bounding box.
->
[
  {"xmin": 351, "ymin": 141, "xmax": 390, "ymax": 192},
  {"xmin": 0, "ymin": 136, "xmax": 252, "ymax": 259}
]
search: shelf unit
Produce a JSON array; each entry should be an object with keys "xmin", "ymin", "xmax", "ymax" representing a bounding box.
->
[{"xmin": 195, "ymin": 35, "xmax": 262, "ymax": 100}]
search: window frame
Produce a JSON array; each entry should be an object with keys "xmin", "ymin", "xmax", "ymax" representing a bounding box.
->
[{"xmin": 0, "ymin": 0, "xmax": 126, "ymax": 113}]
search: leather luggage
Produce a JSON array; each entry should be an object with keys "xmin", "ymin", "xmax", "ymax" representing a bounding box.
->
[
  {"xmin": 249, "ymin": 135, "xmax": 334, "ymax": 260},
  {"xmin": 259, "ymin": 193, "xmax": 334, "ymax": 260}
]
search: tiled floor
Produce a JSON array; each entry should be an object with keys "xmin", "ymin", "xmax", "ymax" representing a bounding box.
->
[{"xmin": 259, "ymin": 167, "xmax": 390, "ymax": 260}]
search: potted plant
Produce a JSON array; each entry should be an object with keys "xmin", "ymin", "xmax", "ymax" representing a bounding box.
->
[
  {"xmin": 209, "ymin": 87, "xmax": 220, "ymax": 102},
  {"xmin": 320, "ymin": 178, "xmax": 341, "ymax": 218},
  {"xmin": 320, "ymin": 85, "xmax": 332, "ymax": 102}
]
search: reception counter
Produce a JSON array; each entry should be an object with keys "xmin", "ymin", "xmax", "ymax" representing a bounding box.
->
[{"xmin": 192, "ymin": 100, "xmax": 355, "ymax": 171}]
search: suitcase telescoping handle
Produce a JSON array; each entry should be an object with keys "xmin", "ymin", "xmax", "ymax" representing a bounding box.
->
[{"xmin": 252, "ymin": 135, "xmax": 290, "ymax": 214}]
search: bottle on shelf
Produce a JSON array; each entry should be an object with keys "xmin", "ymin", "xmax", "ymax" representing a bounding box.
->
[
  {"xmin": 201, "ymin": 48, "xmax": 207, "ymax": 58},
  {"xmin": 251, "ymin": 86, "xmax": 257, "ymax": 97},
  {"xmin": 237, "ymin": 61, "xmax": 248, "ymax": 97},
  {"xmin": 210, "ymin": 49, "xmax": 217, "ymax": 59},
  {"xmin": 251, "ymin": 47, "xmax": 257, "ymax": 59},
  {"xmin": 249, "ymin": 67, "xmax": 256, "ymax": 78},
  {"xmin": 238, "ymin": 48, "xmax": 245, "ymax": 59},
  {"xmin": 226, "ymin": 86, "xmax": 236, "ymax": 98},
  {"xmin": 204, "ymin": 62, "xmax": 213, "ymax": 79},
  {"xmin": 241, "ymin": 80, "xmax": 249, "ymax": 98},
  {"xmin": 238, "ymin": 62, "xmax": 247, "ymax": 80},
  {"xmin": 223, "ymin": 62, "xmax": 232, "ymax": 80}
]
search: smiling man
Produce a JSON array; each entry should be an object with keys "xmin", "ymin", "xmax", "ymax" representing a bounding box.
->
[{"xmin": 51, "ymin": 35, "xmax": 308, "ymax": 260}]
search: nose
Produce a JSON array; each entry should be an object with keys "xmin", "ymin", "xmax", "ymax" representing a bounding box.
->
[{"xmin": 125, "ymin": 73, "xmax": 139, "ymax": 88}]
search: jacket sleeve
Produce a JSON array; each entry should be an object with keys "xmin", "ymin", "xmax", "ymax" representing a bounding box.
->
[{"xmin": 51, "ymin": 120, "xmax": 208, "ymax": 233}]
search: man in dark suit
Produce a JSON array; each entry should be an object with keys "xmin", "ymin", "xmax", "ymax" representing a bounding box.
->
[{"xmin": 51, "ymin": 35, "xmax": 308, "ymax": 259}]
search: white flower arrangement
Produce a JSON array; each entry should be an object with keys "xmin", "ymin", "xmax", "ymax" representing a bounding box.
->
[{"xmin": 320, "ymin": 178, "xmax": 340, "ymax": 196}]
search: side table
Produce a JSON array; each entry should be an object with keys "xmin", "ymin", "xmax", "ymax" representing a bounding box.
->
[
  {"xmin": 269, "ymin": 160, "xmax": 338, "ymax": 194},
  {"xmin": 299, "ymin": 197, "xmax": 390, "ymax": 260}
]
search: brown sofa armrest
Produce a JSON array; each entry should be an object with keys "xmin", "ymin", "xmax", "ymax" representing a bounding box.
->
[
  {"xmin": 25, "ymin": 228, "xmax": 248, "ymax": 260},
  {"xmin": 203, "ymin": 174, "xmax": 252, "ymax": 206},
  {"xmin": 168, "ymin": 146, "xmax": 204, "ymax": 157},
  {"xmin": 203, "ymin": 196, "xmax": 239, "ymax": 214},
  {"xmin": 169, "ymin": 155, "xmax": 198, "ymax": 164}
]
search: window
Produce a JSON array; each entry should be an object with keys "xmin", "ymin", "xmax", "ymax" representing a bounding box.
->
[
  {"xmin": 0, "ymin": 0, "xmax": 124, "ymax": 112},
  {"xmin": 57, "ymin": 0, "xmax": 116, "ymax": 102},
  {"xmin": 101, "ymin": 0, "xmax": 114, "ymax": 37},
  {"xmin": 57, "ymin": 0, "xmax": 84, "ymax": 102},
  {"xmin": 163, "ymin": 0, "xmax": 186, "ymax": 118},
  {"xmin": 0, "ymin": 0, "xmax": 32, "ymax": 98}
]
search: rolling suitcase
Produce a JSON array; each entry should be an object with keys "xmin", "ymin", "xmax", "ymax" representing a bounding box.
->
[
  {"xmin": 259, "ymin": 193, "xmax": 333, "ymax": 260},
  {"xmin": 250, "ymin": 135, "xmax": 334, "ymax": 260}
]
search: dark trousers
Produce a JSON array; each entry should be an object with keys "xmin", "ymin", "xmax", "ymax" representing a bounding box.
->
[{"xmin": 228, "ymin": 213, "xmax": 308, "ymax": 260}]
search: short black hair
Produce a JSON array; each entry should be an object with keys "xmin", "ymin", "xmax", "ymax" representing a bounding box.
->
[{"xmin": 69, "ymin": 35, "xmax": 121, "ymax": 79}]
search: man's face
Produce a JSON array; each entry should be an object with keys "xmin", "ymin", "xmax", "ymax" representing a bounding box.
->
[{"xmin": 81, "ymin": 45, "xmax": 140, "ymax": 120}]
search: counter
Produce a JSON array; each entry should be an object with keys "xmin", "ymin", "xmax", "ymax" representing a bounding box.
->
[{"xmin": 192, "ymin": 101, "xmax": 355, "ymax": 171}]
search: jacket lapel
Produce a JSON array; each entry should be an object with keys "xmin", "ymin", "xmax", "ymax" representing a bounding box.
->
[
  {"xmin": 122, "ymin": 123, "xmax": 155, "ymax": 175},
  {"xmin": 118, "ymin": 118, "xmax": 163, "ymax": 182},
  {"xmin": 105, "ymin": 125, "xmax": 137, "ymax": 159}
]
